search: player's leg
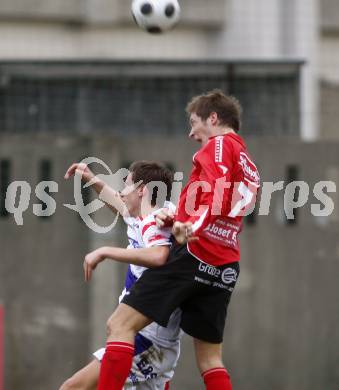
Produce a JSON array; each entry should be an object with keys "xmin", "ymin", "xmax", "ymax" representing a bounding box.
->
[
  {"xmin": 194, "ymin": 338, "xmax": 223, "ymax": 373},
  {"xmin": 194, "ymin": 339, "xmax": 232, "ymax": 390},
  {"xmin": 99, "ymin": 246, "xmax": 197, "ymax": 389},
  {"xmin": 179, "ymin": 258, "xmax": 240, "ymax": 390},
  {"xmin": 98, "ymin": 303, "xmax": 152, "ymax": 390},
  {"xmin": 124, "ymin": 336, "xmax": 179, "ymax": 390},
  {"xmin": 105, "ymin": 303, "xmax": 151, "ymax": 342},
  {"xmin": 126, "ymin": 379, "xmax": 169, "ymax": 390},
  {"xmin": 59, "ymin": 359, "xmax": 100, "ymax": 390}
]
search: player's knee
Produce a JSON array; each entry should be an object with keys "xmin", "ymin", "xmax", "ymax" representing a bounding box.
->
[
  {"xmin": 105, "ymin": 305, "xmax": 144, "ymax": 340},
  {"xmin": 106, "ymin": 317, "xmax": 127, "ymax": 338},
  {"xmin": 106, "ymin": 317, "xmax": 137, "ymax": 339},
  {"xmin": 59, "ymin": 376, "xmax": 82, "ymax": 390}
]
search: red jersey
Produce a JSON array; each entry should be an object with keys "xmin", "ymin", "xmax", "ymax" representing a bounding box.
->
[{"xmin": 175, "ymin": 133, "xmax": 260, "ymax": 266}]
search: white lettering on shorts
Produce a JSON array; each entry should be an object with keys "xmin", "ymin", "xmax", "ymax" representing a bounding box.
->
[
  {"xmin": 221, "ymin": 268, "xmax": 238, "ymax": 284},
  {"xmin": 198, "ymin": 262, "xmax": 221, "ymax": 278}
]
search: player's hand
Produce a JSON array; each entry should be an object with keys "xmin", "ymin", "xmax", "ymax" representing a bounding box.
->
[
  {"xmin": 64, "ymin": 162, "xmax": 96, "ymax": 184},
  {"xmin": 155, "ymin": 208, "xmax": 174, "ymax": 228},
  {"xmin": 172, "ymin": 221, "xmax": 198, "ymax": 244},
  {"xmin": 83, "ymin": 249, "xmax": 105, "ymax": 282}
]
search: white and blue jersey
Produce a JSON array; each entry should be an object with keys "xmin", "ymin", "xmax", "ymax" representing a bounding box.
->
[
  {"xmin": 123, "ymin": 211, "xmax": 172, "ymax": 293},
  {"xmin": 121, "ymin": 212, "xmax": 181, "ymax": 349},
  {"xmin": 94, "ymin": 207, "xmax": 182, "ymax": 389}
]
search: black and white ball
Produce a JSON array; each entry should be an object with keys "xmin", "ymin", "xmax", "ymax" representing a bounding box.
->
[{"xmin": 131, "ymin": 0, "xmax": 181, "ymax": 34}]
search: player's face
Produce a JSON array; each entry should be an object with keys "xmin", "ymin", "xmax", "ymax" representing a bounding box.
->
[
  {"xmin": 189, "ymin": 113, "xmax": 209, "ymax": 144},
  {"xmin": 120, "ymin": 173, "xmax": 142, "ymax": 216}
]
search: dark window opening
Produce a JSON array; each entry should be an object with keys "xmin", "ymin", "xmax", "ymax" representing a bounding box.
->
[{"xmin": 0, "ymin": 159, "xmax": 11, "ymax": 217}]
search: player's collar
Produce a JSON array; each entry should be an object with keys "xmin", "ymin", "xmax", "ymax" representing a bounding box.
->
[
  {"xmin": 208, "ymin": 130, "xmax": 236, "ymax": 140},
  {"xmin": 208, "ymin": 132, "xmax": 244, "ymax": 145}
]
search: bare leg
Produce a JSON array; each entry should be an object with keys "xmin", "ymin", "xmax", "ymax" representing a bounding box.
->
[
  {"xmin": 194, "ymin": 339, "xmax": 232, "ymax": 389},
  {"xmin": 193, "ymin": 338, "xmax": 224, "ymax": 374},
  {"xmin": 106, "ymin": 303, "xmax": 152, "ymax": 342},
  {"xmin": 59, "ymin": 359, "xmax": 100, "ymax": 390},
  {"xmin": 97, "ymin": 303, "xmax": 152, "ymax": 389}
]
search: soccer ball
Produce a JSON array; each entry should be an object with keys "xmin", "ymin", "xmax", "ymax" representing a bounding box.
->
[{"xmin": 131, "ymin": 0, "xmax": 181, "ymax": 34}]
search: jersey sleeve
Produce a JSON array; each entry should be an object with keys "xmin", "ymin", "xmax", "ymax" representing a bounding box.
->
[
  {"xmin": 163, "ymin": 200, "xmax": 177, "ymax": 214},
  {"xmin": 141, "ymin": 215, "xmax": 172, "ymax": 248},
  {"xmin": 123, "ymin": 216, "xmax": 134, "ymax": 226}
]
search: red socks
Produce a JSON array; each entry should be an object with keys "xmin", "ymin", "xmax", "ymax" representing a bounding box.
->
[
  {"xmin": 97, "ymin": 342, "xmax": 134, "ymax": 390},
  {"xmin": 202, "ymin": 367, "xmax": 232, "ymax": 390},
  {"xmin": 96, "ymin": 342, "xmax": 230, "ymax": 390}
]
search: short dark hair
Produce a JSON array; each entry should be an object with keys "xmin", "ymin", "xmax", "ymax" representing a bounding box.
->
[
  {"xmin": 129, "ymin": 161, "xmax": 174, "ymax": 206},
  {"xmin": 186, "ymin": 89, "xmax": 242, "ymax": 132}
]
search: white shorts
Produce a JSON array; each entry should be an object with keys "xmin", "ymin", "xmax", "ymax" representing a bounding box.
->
[{"xmin": 93, "ymin": 335, "xmax": 180, "ymax": 390}]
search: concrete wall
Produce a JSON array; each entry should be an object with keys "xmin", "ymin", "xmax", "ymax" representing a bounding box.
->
[
  {"xmin": 0, "ymin": 22, "xmax": 221, "ymax": 60},
  {"xmin": 0, "ymin": 135, "xmax": 92, "ymax": 389},
  {"xmin": 0, "ymin": 0, "xmax": 225, "ymax": 60},
  {"xmin": 1, "ymin": 134, "xmax": 338, "ymax": 389},
  {"xmin": 321, "ymin": 0, "xmax": 339, "ymax": 32},
  {"xmin": 0, "ymin": 0, "xmax": 322, "ymax": 141},
  {"xmin": 320, "ymin": 36, "xmax": 339, "ymax": 83},
  {"xmin": 319, "ymin": 0, "xmax": 339, "ymax": 140},
  {"xmin": 0, "ymin": 0, "xmax": 225, "ymax": 27},
  {"xmin": 0, "ymin": 0, "xmax": 83, "ymax": 22},
  {"xmin": 320, "ymin": 81, "xmax": 339, "ymax": 139}
]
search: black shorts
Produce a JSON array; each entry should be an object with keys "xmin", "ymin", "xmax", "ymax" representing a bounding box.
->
[{"xmin": 122, "ymin": 244, "xmax": 240, "ymax": 343}]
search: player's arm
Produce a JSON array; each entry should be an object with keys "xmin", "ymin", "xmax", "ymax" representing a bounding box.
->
[
  {"xmin": 172, "ymin": 221, "xmax": 198, "ymax": 244},
  {"xmin": 83, "ymin": 245, "xmax": 170, "ymax": 282},
  {"xmin": 155, "ymin": 201, "xmax": 177, "ymax": 228},
  {"xmin": 64, "ymin": 162, "xmax": 126, "ymax": 215}
]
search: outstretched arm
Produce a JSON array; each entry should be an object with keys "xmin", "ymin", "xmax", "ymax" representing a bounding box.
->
[
  {"xmin": 64, "ymin": 162, "xmax": 127, "ymax": 215},
  {"xmin": 83, "ymin": 245, "xmax": 170, "ymax": 282}
]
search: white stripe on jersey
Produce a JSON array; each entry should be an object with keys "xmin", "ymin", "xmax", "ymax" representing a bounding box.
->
[
  {"xmin": 215, "ymin": 136, "xmax": 224, "ymax": 163},
  {"xmin": 191, "ymin": 207, "xmax": 209, "ymax": 233}
]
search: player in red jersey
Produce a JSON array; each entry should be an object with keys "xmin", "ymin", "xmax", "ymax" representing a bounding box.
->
[{"xmin": 96, "ymin": 90, "xmax": 260, "ymax": 390}]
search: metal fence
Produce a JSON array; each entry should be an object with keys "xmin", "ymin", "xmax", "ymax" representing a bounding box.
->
[{"xmin": 0, "ymin": 61, "xmax": 302, "ymax": 137}]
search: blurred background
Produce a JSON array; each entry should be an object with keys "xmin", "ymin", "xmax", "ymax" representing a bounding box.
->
[{"xmin": 0, "ymin": 0, "xmax": 338, "ymax": 389}]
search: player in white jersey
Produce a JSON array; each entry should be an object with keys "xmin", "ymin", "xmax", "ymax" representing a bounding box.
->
[
  {"xmin": 93, "ymin": 210, "xmax": 181, "ymax": 390},
  {"xmin": 59, "ymin": 161, "xmax": 181, "ymax": 390}
]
